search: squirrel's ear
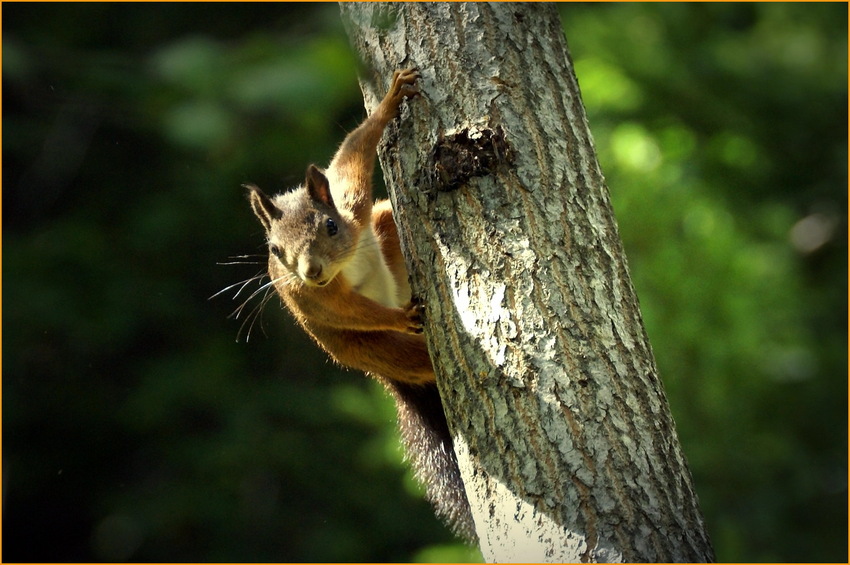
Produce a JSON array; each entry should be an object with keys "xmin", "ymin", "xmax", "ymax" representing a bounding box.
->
[
  {"xmin": 305, "ymin": 164, "xmax": 334, "ymax": 208},
  {"xmin": 244, "ymin": 183, "xmax": 281, "ymax": 231}
]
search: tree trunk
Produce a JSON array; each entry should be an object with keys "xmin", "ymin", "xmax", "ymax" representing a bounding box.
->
[{"xmin": 341, "ymin": 3, "xmax": 715, "ymax": 562}]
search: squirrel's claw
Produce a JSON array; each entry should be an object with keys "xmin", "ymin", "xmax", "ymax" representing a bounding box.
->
[{"xmin": 404, "ymin": 297, "xmax": 426, "ymax": 334}]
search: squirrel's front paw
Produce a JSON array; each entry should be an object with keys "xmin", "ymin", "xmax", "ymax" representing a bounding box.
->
[
  {"xmin": 391, "ymin": 68, "xmax": 420, "ymax": 99},
  {"xmin": 382, "ymin": 68, "xmax": 420, "ymax": 117},
  {"xmin": 402, "ymin": 297, "xmax": 425, "ymax": 334}
]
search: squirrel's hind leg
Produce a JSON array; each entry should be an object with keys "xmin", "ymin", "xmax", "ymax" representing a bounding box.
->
[{"xmin": 372, "ymin": 199, "xmax": 411, "ymax": 306}]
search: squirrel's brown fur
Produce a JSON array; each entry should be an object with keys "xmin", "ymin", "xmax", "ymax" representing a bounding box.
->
[{"xmin": 244, "ymin": 69, "xmax": 475, "ymax": 542}]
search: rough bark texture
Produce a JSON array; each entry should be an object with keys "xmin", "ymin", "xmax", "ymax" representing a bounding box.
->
[{"xmin": 341, "ymin": 3, "xmax": 715, "ymax": 562}]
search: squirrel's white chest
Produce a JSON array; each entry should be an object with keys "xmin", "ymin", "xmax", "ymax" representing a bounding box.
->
[{"xmin": 341, "ymin": 227, "xmax": 400, "ymax": 308}]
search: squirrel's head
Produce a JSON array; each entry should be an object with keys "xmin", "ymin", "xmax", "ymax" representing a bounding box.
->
[{"xmin": 246, "ymin": 165, "xmax": 356, "ymax": 288}]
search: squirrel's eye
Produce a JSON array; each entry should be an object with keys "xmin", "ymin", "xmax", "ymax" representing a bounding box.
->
[
  {"xmin": 326, "ymin": 218, "xmax": 338, "ymax": 236},
  {"xmin": 269, "ymin": 244, "xmax": 282, "ymax": 258}
]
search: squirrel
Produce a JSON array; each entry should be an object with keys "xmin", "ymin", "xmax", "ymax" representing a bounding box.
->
[{"xmin": 243, "ymin": 69, "xmax": 476, "ymax": 542}]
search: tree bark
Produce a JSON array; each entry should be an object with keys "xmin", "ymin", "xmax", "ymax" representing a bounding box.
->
[{"xmin": 341, "ymin": 3, "xmax": 715, "ymax": 562}]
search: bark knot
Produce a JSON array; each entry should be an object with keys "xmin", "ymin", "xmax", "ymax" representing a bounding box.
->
[{"xmin": 430, "ymin": 124, "xmax": 514, "ymax": 192}]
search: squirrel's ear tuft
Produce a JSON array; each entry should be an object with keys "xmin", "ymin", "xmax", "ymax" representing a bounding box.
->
[
  {"xmin": 305, "ymin": 164, "xmax": 334, "ymax": 208},
  {"xmin": 244, "ymin": 183, "xmax": 281, "ymax": 231}
]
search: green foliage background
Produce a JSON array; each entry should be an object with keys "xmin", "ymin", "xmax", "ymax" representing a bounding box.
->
[{"xmin": 3, "ymin": 3, "xmax": 846, "ymax": 562}]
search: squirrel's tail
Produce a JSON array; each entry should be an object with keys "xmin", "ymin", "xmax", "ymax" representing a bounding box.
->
[{"xmin": 380, "ymin": 378, "xmax": 477, "ymax": 543}]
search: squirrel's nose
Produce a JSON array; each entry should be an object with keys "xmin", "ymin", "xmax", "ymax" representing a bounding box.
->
[{"xmin": 304, "ymin": 263, "xmax": 323, "ymax": 281}]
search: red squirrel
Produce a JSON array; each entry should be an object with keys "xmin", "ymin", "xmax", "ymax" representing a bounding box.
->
[{"xmin": 244, "ymin": 69, "xmax": 475, "ymax": 542}]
